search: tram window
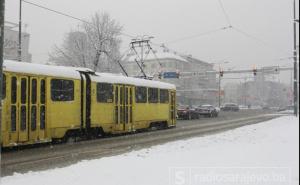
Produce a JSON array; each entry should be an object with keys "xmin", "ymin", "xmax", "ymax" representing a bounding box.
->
[
  {"xmin": 11, "ymin": 77, "xmax": 17, "ymax": 104},
  {"xmin": 40, "ymin": 106, "xmax": 46, "ymax": 130},
  {"xmin": 31, "ymin": 79, "xmax": 37, "ymax": 104},
  {"xmin": 120, "ymin": 87, "xmax": 124, "ymax": 104},
  {"xmin": 51, "ymin": 79, "xmax": 74, "ymax": 101},
  {"xmin": 160, "ymin": 89, "xmax": 169, "ymax": 103},
  {"xmin": 21, "ymin": 106, "xmax": 27, "ymax": 131},
  {"xmin": 2, "ymin": 74, "xmax": 5, "ymax": 99},
  {"xmin": 31, "ymin": 106, "xmax": 37, "ymax": 131},
  {"xmin": 135, "ymin": 87, "xmax": 147, "ymax": 103},
  {"xmin": 148, "ymin": 88, "xmax": 159, "ymax": 103},
  {"xmin": 41, "ymin": 80, "xmax": 46, "ymax": 104},
  {"xmin": 115, "ymin": 86, "xmax": 119, "ymax": 104},
  {"xmin": 21, "ymin": 79, "xmax": 27, "ymax": 104},
  {"xmin": 11, "ymin": 106, "xmax": 17, "ymax": 132},
  {"xmin": 97, "ymin": 83, "xmax": 113, "ymax": 103}
]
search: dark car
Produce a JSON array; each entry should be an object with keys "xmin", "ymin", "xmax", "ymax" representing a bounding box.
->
[
  {"xmin": 221, "ymin": 103, "xmax": 240, "ymax": 112},
  {"xmin": 278, "ymin": 105, "xmax": 294, "ymax": 112},
  {"xmin": 196, "ymin": 105, "xmax": 219, "ymax": 117},
  {"xmin": 177, "ymin": 105, "xmax": 199, "ymax": 120}
]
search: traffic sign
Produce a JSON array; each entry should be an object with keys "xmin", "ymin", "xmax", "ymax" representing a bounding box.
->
[{"xmin": 163, "ymin": 72, "xmax": 179, "ymax": 79}]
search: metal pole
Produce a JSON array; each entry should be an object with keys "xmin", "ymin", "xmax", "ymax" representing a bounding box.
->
[
  {"xmin": 244, "ymin": 77, "xmax": 247, "ymax": 105},
  {"xmin": 0, "ymin": 0, "xmax": 5, "ymax": 151},
  {"xmin": 219, "ymin": 75, "xmax": 221, "ymax": 107},
  {"xmin": 18, "ymin": 0, "xmax": 22, "ymax": 61},
  {"xmin": 293, "ymin": 0, "xmax": 298, "ymax": 116}
]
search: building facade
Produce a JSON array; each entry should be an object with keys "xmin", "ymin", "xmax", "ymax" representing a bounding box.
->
[
  {"xmin": 224, "ymin": 78, "xmax": 292, "ymax": 108},
  {"xmin": 123, "ymin": 51, "xmax": 218, "ymax": 106},
  {"xmin": 4, "ymin": 22, "xmax": 32, "ymax": 62}
]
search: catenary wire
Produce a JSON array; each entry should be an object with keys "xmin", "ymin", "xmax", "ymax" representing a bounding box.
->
[
  {"xmin": 217, "ymin": 0, "xmax": 232, "ymax": 26},
  {"xmin": 164, "ymin": 26, "xmax": 232, "ymax": 45},
  {"xmin": 21, "ymin": 0, "xmax": 136, "ymax": 39}
]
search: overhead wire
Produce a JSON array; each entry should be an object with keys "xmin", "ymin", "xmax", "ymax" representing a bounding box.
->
[
  {"xmin": 164, "ymin": 26, "xmax": 232, "ymax": 44},
  {"xmin": 21, "ymin": 0, "xmax": 136, "ymax": 39},
  {"xmin": 216, "ymin": 0, "xmax": 291, "ymax": 56},
  {"xmin": 21, "ymin": 0, "xmax": 293, "ymax": 73},
  {"xmin": 232, "ymin": 26, "xmax": 291, "ymax": 56},
  {"xmin": 217, "ymin": 0, "xmax": 232, "ymax": 26}
]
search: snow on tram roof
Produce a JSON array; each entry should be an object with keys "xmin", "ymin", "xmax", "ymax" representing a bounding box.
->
[
  {"xmin": 3, "ymin": 60, "xmax": 176, "ymax": 90},
  {"xmin": 91, "ymin": 73, "xmax": 176, "ymax": 90},
  {"xmin": 3, "ymin": 60, "xmax": 82, "ymax": 79}
]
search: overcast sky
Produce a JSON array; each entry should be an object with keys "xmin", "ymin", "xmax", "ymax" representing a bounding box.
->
[{"xmin": 5, "ymin": 0, "xmax": 299, "ymax": 83}]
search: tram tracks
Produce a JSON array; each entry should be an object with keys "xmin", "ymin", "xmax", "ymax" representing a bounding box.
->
[{"xmin": 1, "ymin": 113, "xmax": 280, "ymax": 176}]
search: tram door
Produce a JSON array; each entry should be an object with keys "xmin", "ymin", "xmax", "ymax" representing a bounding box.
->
[
  {"xmin": 29, "ymin": 78, "xmax": 47, "ymax": 142},
  {"xmin": 124, "ymin": 86, "xmax": 133, "ymax": 131},
  {"xmin": 114, "ymin": 85, "xmax": 133, "ymax": 132},
  {"xmin": 9, "ymin": 76, "xmax": 29, "ymax": 143}
]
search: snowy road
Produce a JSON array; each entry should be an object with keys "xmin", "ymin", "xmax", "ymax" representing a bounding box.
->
[
  {"xmin": 1, "ymin": 110, "xmax": 281, "ymax": 176},
  {"xmin": 1, "ymin": 115, "xmax": 298, "ymax": 185}
]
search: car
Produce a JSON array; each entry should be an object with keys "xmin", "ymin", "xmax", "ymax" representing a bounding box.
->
[
  {"xmin": 196, "ymin": 105, "xmax": 219, "ymax": 117},
  {"xmin": 221, "ymin": 103, "xmax": 240, "ymax": 112},
  {"xmin": 239, "ymin": 105, "xmax": 249, "ymax": 110},
  {"xmin": 177, "ymin": 105, "xmax": 199, "ymax": 120},
  {"xmin": 278, "ymin": 105, "xmax": 294, "ymax": 112}
]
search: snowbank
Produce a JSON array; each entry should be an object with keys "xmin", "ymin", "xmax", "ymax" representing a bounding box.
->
[{"xmin": 1, "ymin": 116, "xmax": 299, "ymax": 185}]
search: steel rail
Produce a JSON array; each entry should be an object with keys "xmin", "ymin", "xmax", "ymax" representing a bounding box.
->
[{"xmin": 1, "ymin": 113, "xmax": 280, "ymax": 176}]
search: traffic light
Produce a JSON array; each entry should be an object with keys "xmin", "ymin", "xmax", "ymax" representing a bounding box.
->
[
  {"xmin": 220, "ymin": 70, "xmax": 224, "ymax": 77},
  {"xmin": 158, "ymin": 72, "xmax": 162, "ymax": 79},
  {"xmin": 253, "ymin": 68, "xmax": 258, "ymax": 76}
]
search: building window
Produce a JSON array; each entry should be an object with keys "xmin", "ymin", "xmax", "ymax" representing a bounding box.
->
[
  {"xmin": 135, "ymin": 87, "xmax": 147, "ymax": 103},
  {"xmin": 97, "ymin": 83, "xmax": 113, "ymax": 103},
  {"xmin": 160, "ymin": 89, "xmax": 169, "ymax": 103},
  {"xmin": 51, "ymin": 79, "xmax": 74, "ymax": 101},
  {"xmin": 148, "ymin": 88, "xmax": 158, "ymax": 103}
]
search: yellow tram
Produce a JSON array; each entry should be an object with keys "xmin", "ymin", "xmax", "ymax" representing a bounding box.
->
[{"xmin": 1, "ymin": 60, "xmax": 176, "ymax": 148}]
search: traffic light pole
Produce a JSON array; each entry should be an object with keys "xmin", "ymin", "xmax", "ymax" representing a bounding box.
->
[
  {"xmin": 218, "ymin": 74, "xmax": 221, "ymax": 107},
  {"xmin": 0, "ymin": 0, "xmax": 5, "ymax": 152},
  {"xmin": 293, "ymin": 0, "xmax": 298, "ymax": 116}
]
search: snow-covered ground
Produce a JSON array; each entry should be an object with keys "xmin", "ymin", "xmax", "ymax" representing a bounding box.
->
[{"xmin": 1, "ymin": 116, "xmax": 299, "ymax": 185}]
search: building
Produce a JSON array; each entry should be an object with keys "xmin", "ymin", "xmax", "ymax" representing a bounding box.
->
[
  {"xmin": 4, "ymin": 22, "xmax": 32, "ymax": 62},
  {"xmin": 123, "ymin": 51, "xmax": 218, "ymax": 106},
  {"xmin": 224, "ymin": 78, "xmax": 291, "ymax": 108}
]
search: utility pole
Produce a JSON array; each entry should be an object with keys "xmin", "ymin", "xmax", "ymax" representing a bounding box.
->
[
  {"xmin": 0, "ymin": 0, "xmax": 5, "ymax": 145},
  {"xmin": 18, "ymin": 0, "xmax": 22, "ymax": 61},
  {"xmin": 218, "ymin": 75, "xmax": 221, "ymax": 107},
  {"xmin": 293, "ymin": 0, "xmax": 298, "ymax": 116},
  {"xmin": 130, "ymin": 35, "xmax": 155, "ymax": 79}
]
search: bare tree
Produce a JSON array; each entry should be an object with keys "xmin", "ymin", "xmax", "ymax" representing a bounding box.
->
[{"xmin": 49, "ymin": 12, "xmax": 123, "ymax": 72}]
